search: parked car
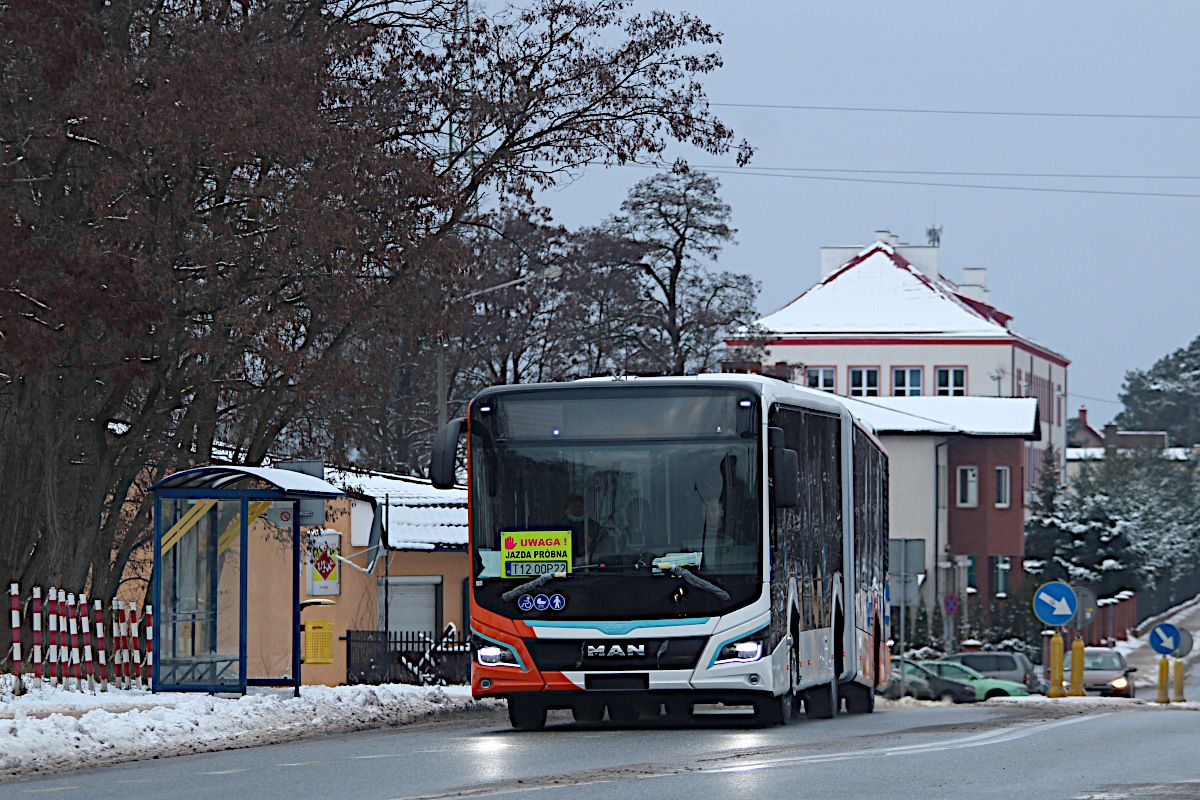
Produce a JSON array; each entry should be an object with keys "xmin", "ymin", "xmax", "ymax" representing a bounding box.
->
[
  {"xmin": 885, "ymin": 658, "xmax": 977, "ymax": 703},
  {"xmin": 942, "ymin": 651, "xmax": 1042, "ymax": 694},
  {"xmin": 919, "ymin": 660, "xmax": 1030, "ymax": 701},
  {"xmin": 1062, "ymin": 647, "xmax": 1137, "ymax": 698}
]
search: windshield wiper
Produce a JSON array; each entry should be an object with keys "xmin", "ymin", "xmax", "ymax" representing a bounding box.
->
[
  {"xmin": 501, "ymin": 571, "xmax": 565, "ymax": 601},
  {"xmin": 661, "ymin": 563, "xmax": 730, "ymax": 600}
]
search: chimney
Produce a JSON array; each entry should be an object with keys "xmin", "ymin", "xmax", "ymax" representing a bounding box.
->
[
  {"xmin": 958, "ymin": 267, "xmax": 990, "ymax": 304},
  {"xmin": 1078, "ymin": 407, "xmax": 1088, "ymax": 429},
  {"xmin": 1103, "ymin": 423, "xmax": 1118, "ymax": 460}
]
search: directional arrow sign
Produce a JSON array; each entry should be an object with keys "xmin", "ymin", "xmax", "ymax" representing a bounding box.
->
[
  {"xmin": 1176, "ymin": 629, "xmax": 1194, "ymax": 659},
  {"xmin": 1032, "ymin": 581, "xmax": 1078, "ymax": 626},
  {"xmin": 1150, "ymin": 622, "xmax": 1181, "ymax": 656}
]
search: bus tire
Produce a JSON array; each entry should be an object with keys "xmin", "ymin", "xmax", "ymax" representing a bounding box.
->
[
  {"xmin": 756, "ymin": 691, "xmax": 793, "ymax": 726},
  {"xmin": 508, "ymin": 698, "xmax": 547, "ymax": 731},
  {"xmin": 843, "ymin": 681, "xmax": 875, "ymax": 714},
  {"xmin": 804, "ymin": 682, "xmax": 836, "ymax": 720}
]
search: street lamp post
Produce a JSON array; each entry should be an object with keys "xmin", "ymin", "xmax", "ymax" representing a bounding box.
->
[{"xmin": 436, "ymin": 265, "xmax": 565, "ymax": 428}]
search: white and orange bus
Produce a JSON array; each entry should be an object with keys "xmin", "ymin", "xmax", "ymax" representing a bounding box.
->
[{"xmin": 430, "ymin": 374, "xmax": 889, "ymax": 729}]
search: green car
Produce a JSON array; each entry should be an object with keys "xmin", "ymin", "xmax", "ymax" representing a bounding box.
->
[{"xmin": 919, "ymin": 660, "xmax": 1031, "ymax": 701}]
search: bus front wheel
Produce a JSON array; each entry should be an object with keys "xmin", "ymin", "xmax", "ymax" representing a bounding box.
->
[{"xmin": 508, "ymin": 698, "xmax": 547, "ymax": 731}]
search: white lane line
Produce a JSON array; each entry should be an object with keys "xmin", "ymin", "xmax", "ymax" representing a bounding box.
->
[
  {"xmin": 699, "ymin": 714, "xmax": 1111, "ymax": 774},
  {"xmin": 278, "ymin": 761, "xmax": 330, "ymax": 766},
  {"xmin": 350, "ymin": 754, "xmax": 407, "ymax": 759},
  {"xmin": 21, "ymin": 788, "xmax": 86, "ymax": 794},
  {"xmin": 198, "ymin": 769, "xmax": 251, "ymax": 775}
]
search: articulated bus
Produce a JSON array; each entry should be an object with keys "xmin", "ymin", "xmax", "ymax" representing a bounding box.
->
[{"xmin": 430, "ymin": 374, "xmax": 889, "ymax": 729}]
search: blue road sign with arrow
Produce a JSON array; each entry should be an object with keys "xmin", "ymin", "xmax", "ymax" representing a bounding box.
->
[
  {"xmin": 1150, "ymin": 622, "xmax": 1181, "ymax": 656},
  {"xmin": 1033, "ymin": 581, "xmax": 1078, "ymax": 626}
]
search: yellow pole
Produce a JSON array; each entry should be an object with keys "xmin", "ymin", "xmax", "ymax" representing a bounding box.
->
[
  {"xmin": 1068, "ymin": 636, "xmax": 1085, "ymax": 696},
  {"xmin": 1156, "ymin": 656, "xmax": 1171, "ymax": 704},
  {"xmin": 1047, "ymin": 631, "xmax": 1066, "ymax": 698},
  {"xmin": 1173, "ymin": 659, "xmax": 1186, "ymax": 703}
]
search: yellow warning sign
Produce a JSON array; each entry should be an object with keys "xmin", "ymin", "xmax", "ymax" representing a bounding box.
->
[{"xmin": 500, "ymin": 531, "xmax": 572, "ymax": 578}]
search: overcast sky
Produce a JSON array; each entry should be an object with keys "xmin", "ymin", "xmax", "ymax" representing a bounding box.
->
[{"xmin": 537, "ymin": 1, "xmax": 1200, "ymax": 424}]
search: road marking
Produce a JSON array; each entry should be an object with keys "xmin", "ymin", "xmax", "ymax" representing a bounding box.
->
[
  {"xmin": 198, "ymin": 769, "xmax": 251, "ymax": 775},
  {"xmin": 382, "ymin": 714, "xmax": 1113, "ymax": 799},
  {"xmin": 278, "ymin": 761, "xmax": 330, "ymax": 766},
  {"xmin": 350, "ymin": 754, "xmax": 407, "ymax": 759},
  {"xmin": 21, "ymin": 789, "xmax": 86, "ymax": 794}
]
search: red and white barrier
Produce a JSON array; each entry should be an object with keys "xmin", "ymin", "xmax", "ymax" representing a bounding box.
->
[
  {"xmin": 9, "ymin": 583, "xmax": 22, "ymax": 694},
  {"xmin": 46, "ymin": 586, "xmax": 58, "ymax": 687},
  {"xmin": 93, "ymin": 599, "xmax": 108, "ymax": 691},
  {"xmin": 115, "ymin": 600, "xmax": 128, "ymax": 689},
  {"xmin": 145, "ymin": 605, "xmax": 154, "ymax": 685},
  {"xmin": 31, "ymin": 587, "xmax": 42, "ymax": 688},
  {"xmin": 129, "ymin": 602, "xmax": 142, "ymax": 690},
  {"xmin": 79, "ymin": 594, "xmax": 95, "ymax": 692},
  {"xmin": 56, "ymin": 590, "xmax": 67, "ymax": 688},
  {"xmin": 67, "ymin": 593, "xmax": 80, "ymax": 691}
]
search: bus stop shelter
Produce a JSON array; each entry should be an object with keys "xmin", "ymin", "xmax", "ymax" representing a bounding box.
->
[{"xmin": 150, "ymin": 466, "xmax": 344, "ymax": 694}]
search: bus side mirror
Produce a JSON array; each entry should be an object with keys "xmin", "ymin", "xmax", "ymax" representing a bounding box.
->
[
  {"xmin": 430, "ymin": 417, "xmax": 466, "ymax": 489},
  {"xmin": 769, "ymin": 426, "xmax": 799, "ymax": 509}
]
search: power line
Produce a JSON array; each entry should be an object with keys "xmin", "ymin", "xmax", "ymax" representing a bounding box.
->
[
  {"xmin": 619, "ymin": 164, "xmax": 1200, "ymax": 199},
  {"xmin": 711, "ymin": 102, "xmax": 1200, "ymax": 121},
  {"xmin": 1068, "ymin": 392, "xmax": 1124, "ymax": 406},
  {"xmin": 688, "ymin": 166, "xmax": 1200, "ymax": 181}
]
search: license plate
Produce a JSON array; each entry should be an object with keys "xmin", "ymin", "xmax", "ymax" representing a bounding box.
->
[{"xmin": 505, "ymin": 561, "xmax": 568, "ymax": 577}]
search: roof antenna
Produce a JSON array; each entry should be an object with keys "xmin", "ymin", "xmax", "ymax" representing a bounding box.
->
[{"xmin": 926, "ymin": 225, "xmax": 942, "ymax": 247}]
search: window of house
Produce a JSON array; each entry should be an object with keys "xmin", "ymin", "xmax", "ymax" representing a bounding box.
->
[
  {"xmin": 806, "ymin": 367, "xmax": 835, "ymax": 392},
  {"xmin": 995, "ymin": 466, "xmax": 1011, "ymax": 508},
  {"xmin": 936, "ymin": 367, "xmax": 966, "ymax": 396},
  {"xmin": 966, "ymin": 555, "xmax": 977, "ymax": 590},
  {"xmin": 994, "ymin": 555, "xmax": 1011, "ymax": 596},
  {"xmin": 956, "ymin": 466, "xmax": 978, "ymax": 507},
  {"xmin": 849, "ymin": 367, "xmax": 879, "ymax": 397},
  {"xmin": 892, "ymin": 367, "xmax": 922, "ymax": 396}
]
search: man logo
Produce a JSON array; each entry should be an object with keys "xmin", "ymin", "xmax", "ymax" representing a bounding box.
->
[{"xmin": 586, "ymin": 644, "xmax": 645, "ymax": 657}]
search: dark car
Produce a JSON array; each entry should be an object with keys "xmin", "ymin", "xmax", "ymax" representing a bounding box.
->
[
  {"xmin": 1062, "ymin": 647, "xmax": 1137, "ymax": 698},
  {"xmin": 943, "ymin": 651, "xmax": 1042, "ymax": 694},
  {"xmin": 885, "ymin": 658, "xmax": 977, "ymax": 703}
]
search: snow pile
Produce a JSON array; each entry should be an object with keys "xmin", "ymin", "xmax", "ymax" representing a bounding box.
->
[{"xmin": 0, "ymin": 682, "xmax": 495, "ymax": 779}]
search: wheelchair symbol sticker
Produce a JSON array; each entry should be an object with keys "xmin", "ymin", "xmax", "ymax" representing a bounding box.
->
[{"xmin": 517, "ymin": 594, "xmax": 534, "ymax": 612}]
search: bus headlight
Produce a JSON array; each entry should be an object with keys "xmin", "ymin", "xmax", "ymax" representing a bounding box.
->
[
  {"xmin": 477, "ymin": 645, "xmax": 521, "ymax": 668},
  {"xmin": 714, "ymin": 639, "xmax": 763, "ymax": 665}
]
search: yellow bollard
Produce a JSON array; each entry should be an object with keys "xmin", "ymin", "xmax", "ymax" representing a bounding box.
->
[
  {"xmin": 1047, "ymin": 631, "xmax": 1066, "ymax": 698},
  {"xmin": 1068, "ymin": 636, "xmax": 1085, "ymax": 696},
  {"xmin": 1156, "ymin": 656, "xmax": 1171, "ymax": 704},
  {"xmin": 1174, "ymin": 659, "xmax": 1186, "ymax": 703}
]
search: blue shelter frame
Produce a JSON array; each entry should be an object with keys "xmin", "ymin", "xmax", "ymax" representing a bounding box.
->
[{"xmin": 149, "ymin": 467, "xmax": 343, "ymax": 695}]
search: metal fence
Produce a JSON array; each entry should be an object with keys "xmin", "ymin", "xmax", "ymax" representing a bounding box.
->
[{"xmin": 344, "ymin": 628, "xmax": 471, "ymax": 686}]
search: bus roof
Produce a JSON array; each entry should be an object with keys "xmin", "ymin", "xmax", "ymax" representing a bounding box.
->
[{"xmin": 470, "ymin": 374, "xmax": 885, "ymax": 452}]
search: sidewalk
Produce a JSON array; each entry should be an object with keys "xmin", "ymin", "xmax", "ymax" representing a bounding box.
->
[{"xmin": 0, "ymin": 681, "xmax": 496, "ymax": 780}]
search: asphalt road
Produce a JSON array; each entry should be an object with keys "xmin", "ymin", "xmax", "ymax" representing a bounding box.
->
[{"xmin": 4, "ymin": 702, "xmax": 1200, "ymax": 800}]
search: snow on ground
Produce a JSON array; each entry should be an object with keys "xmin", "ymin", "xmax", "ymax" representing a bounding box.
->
[{"xmin": 0, "ymin": 679, "xmax": 496, "ymax": 780}]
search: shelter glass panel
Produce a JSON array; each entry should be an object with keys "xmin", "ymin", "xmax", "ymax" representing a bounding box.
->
[
  {"xmin": 245, "ymin": 501, "xmax": 297, "ymax": 682},
  {"xmin": 159, "ymin": 498, "xmax": 243, "ymax": 688}
]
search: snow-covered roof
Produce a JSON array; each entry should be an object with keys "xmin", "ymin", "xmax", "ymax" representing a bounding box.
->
[
  {"xmin": 839, "ymin": 396, "xmax": 1041, "ymax": 438},
  {"xmin": 150, "ymin": 466, "xmax": 345, "ymax": 496},
  {"xmin": 325, "ymin": 468, "xmax": 467, "ymax": 550},
  {"xmin": 757, "ymin": 242, "xmax": 1014, "ymax": 337},
  {"xmin": 1066, "ymin": 446, "xmax": 1194, "ymax": 462}
]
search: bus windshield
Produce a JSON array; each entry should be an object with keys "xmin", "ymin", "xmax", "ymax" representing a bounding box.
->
[{"xmin": 469, "ymin": 387, "xmax": 762, "ymax": 620}]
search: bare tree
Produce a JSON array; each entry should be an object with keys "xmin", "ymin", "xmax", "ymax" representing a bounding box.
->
[
  {"xmin": 610, "ymin": 165, "xmax": 760, "ymax": 375},
  {"xmin": 0, "ymin": 0, "xmax": 745, "ymax": 653}
]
